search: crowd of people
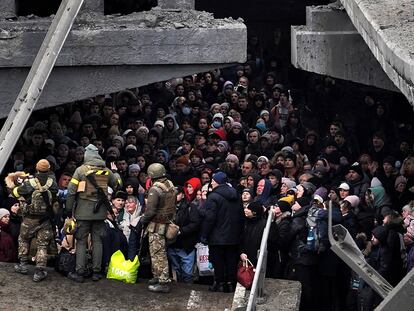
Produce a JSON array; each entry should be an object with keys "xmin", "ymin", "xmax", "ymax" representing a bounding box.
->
[{"xmin": 0, "ymin": 40, "xmax": 413, "ymax": 310}]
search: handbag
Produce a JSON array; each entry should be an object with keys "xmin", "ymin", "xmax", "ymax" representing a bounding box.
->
[
  {"xmin": 237, "ymin": 259, "xmax": 255, "ymax": 289},
  {"xmin": 165, "ymin": 221, "xmax": 180, "ymax": 241}
]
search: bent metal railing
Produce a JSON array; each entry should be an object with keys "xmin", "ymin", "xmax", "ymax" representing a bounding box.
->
[{"xmin": 246, "ymin": 210, "xmax": 274, "ymax": 311}]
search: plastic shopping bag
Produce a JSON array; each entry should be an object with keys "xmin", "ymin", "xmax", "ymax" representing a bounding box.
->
[
  {"xmin": 107, "ymin": 250, "xmax": 140, "ymax": 283},
  {"xmin": 196, "ymin": 243, "xmax": 214, "ymax": 276}
]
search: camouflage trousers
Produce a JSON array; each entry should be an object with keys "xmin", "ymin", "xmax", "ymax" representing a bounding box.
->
[
  {"xmin": 18, "ymin": 217, "xmax": 53, "ymax": 268},
  {"xmin": 148, "ymin": 232, "xmax": 170, "ymax": 283}
]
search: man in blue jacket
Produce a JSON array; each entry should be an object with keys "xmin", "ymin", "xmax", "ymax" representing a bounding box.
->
[{"xmin": 201, "ymin": 172, "xmax": 244, "ymax": 292}]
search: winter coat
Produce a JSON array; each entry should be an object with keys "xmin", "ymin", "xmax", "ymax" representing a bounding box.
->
[
  {"xmin": 288, "ymin": 205, "xmax": 318, "ymax": 266},
  {"xmin": 102, "ymin": 219, "xmax": 128, "ymax": 267},
  {"xmin": 342, "ymin": 211, "xmax": 358, "ymax": 239},
  {"xmin": 0, "ymin": 220, "xmax": 17, "ymax": 262},
  {"xmin": 267, "ymin": 211, "xmax": 292, "ymax": 278},
  {"xmin": 240, "ymin": 216, "xmax": 266, "ymax": 266},
  {"xmin": 201, "ymin": 184, "xmax": 244, "ymax": 245},
  {"xmin": 349, "ymin": 173, "xmax": 370, "ymax": 202},
  {"xmin": 162, "ymin": 114, "xmax": 181, "ymax": 146},
  {"xmin": 66, "ymin": 155, "xmax": 118, "ymax": 220},
  {"xmin": 385, "ymin": 219, "xmax": 405, "ymax": 286},
  {"xmin": 169, "ymin": 199, "xmax": 201, "ymax": 252}
]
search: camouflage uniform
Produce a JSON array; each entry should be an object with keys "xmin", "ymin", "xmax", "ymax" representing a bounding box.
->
[
  {"xmin": 66, "ymin": 145, "xmax": 119, "ymax": 280},
  {"xmin": 12, "ymin": 172, "xmax": 58, "ymax": 269},
  {"xmin": 142, "ymin": 178, "xmax": 176, "ymax": 287}
]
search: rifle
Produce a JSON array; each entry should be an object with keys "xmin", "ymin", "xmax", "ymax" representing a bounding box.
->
[{"xmin": 85, "ymin": 174, "xmax": 115, "ymax": 220}]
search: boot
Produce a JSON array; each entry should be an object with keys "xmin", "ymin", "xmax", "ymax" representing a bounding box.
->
[
  {"xmin": 68, "ymin": 271, "xmax": 84, "ymax": 283},
  {"xmin": 225, "ymin": 282, "xmax": 235, "ymax": 293},
  {"xmin": 92, "ymin": 273, "xmax": 103, "ymax": 282},
  {"xmin": 148, "ymin": 282, "xmax": 171, "ymax": 293},
  {"xmin": 14, "ymin": 261, "xmax": 29, "ymax": 275},
  {"xmin": 33, "ymin": 268, "xmax": 48, "ymax": 282},
  {"xmin": 209, "ymin": 281, "xmax": 226, "ymax": 292},
  {"xmin": 148, "ymin": 278, "xmax": 159, "ymax": 285}
]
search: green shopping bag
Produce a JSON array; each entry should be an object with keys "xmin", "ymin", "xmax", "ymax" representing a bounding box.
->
[{"xmin": 107, "ymin": 250, "xmax": 140, "ymax": 283}]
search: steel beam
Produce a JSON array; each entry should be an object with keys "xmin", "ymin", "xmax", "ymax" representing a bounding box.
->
[{"xmin": 0, "ymin": 0, "xmax": 84, "ymax": 173}]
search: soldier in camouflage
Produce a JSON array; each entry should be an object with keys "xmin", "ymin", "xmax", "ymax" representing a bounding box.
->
[
  {"xmin": 66, "ymin": 144, "xmax": 119, "ymax": 283},
  {"xmin": 141, "ymin": 163, "xmax": 177, "ymax": 293},
  {"xmin": 13, "ymin": 159, "xmax": 59, "ymax": 282}
]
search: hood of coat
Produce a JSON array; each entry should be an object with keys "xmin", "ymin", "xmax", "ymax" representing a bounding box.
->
[{"xmin": 213, "ymin": 184, "xmax": 238, "ymax": 201}]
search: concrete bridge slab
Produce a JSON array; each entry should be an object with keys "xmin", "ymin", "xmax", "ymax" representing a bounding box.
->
[
  {"xmin": 291, "ymin": 5, "xmax": 398, "ymax": 92},
  {"xmin": 340, "ymin": 0, "xmax": 414, "ymax": 105}
]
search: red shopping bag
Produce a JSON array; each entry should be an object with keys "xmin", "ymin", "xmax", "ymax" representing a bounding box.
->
[{"xmin": 237, "ymin": 259, "xmax": 255, "ymax": 289}]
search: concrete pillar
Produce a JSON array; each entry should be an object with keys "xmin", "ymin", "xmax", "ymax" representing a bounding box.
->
[
  {"xmin": 0, "ymin": 0, "xmax": 16, "ymax": 19},
  {"xmin": 79, "ymin": 0, "xmax": 104, "ymax": 15},
  {"xmin": 158, "ymin": 0, "xmax": 195, "ymax": 10}
]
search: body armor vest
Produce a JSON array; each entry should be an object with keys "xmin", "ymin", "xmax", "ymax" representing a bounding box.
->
[
  {"xmin": 26, "ymin": 177, "xmax": 53, "ymax": 216},
  {"xmin": 78, "ymin": 165, "xmax": 109, "ymax": 201},
  {"xmin": 152, "ymin": 180, "xmax": 176, "ymax": 224}
]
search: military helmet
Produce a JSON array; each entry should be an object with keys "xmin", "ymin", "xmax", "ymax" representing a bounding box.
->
[{"xmin": 147, "ymin": 163, "xmax": 166, "ymax": 179}]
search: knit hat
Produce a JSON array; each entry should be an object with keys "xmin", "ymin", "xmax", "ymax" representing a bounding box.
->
[
  {"xmin": 314, "ymin": 186, "xmax": 328, "ymax": 201},
  {"xmin": 372, "ymin": 226, "xmax": 388, "ymax": 244},
  {"xmin": 343, "ymin": 195, "xmax": 360, "ymax": 208},
  {"xmin": 125, "ymin": 144, "xmax": 137, "ymax": 152},
  {"xmin": 213, "ymin": 113, "xmax": 224, "ymax": 121},
  {"xmin": 338, "ymin": 182, "xmax": 350, "ymax": 191},
  {"xmin": 84, "ymin": 144, "xmax": 102, "ymax": 162},
  {"xmin": 154, "ymin": 120, "xmax": 165, "ymax": 128},
  {"xmin": 107, "ymin": 147, "xmax": 120, "ymax": 158},
  {"xmin": 281, "ymin": 146, "xmax": 294, "ymax": 154},
  {"xmin": 260, "ymin": 110, "xmax": 270, "ymax": 117},
  {"xmin": 282, "ymin": 177, "xmax": 296, "ymax": 189},
  {"xmin": 36, "ymin": 159, "xmax": 50, "ymax": 172},
  {"xmin": 0, "ymin": 208, "xmax": 10, "ymax": 220},
  {"xmin": 370, "ymin": 177, "xmax": 382, "ymax": 188},
  {"xmin": 247, "ymin": 201, "xmax": 264, "ymax": 217},
  {"xmin": 277, "ymin": 200, "xmax": 291, "ymax": 213},
  {"xmin": 210, "ymin": 103, "xmax": 221, "ymax": 112},
  {"xmin": 113, "ymin": 135, "xmax": 125, "ymax": 147},
  {"xmin": 226, "ymin": 154, "xmax": 239, "ymax": 165},
  {"xmin": 302, "ymin": 181, "xmax": 316, "ymax": 195},
  {"xmin": 176, "ymin": 156, "xmax": 190, "ymax": 166},
  {"xmin": 217, "ymin": 141, "xmax": 230, "ymax": 152},
  {"xmin": 383, "ymin": 156, "xmax": 396, "ymax": 167},
  {"xmin": 285, "ymin": 152, "xmax": 297, "ymax": 164},
  {"xmin": 223, "ymin": 81, "xmax": 234, "ymax": 90},
  {"xmin": 242, "ymin": 188, "xmax": 254, "ymax": 196},
  {"xmin": 232, "ymin": 122, "xmax": 243, "ymax": 129},
  {"xmin": 257, "ymin": 156, "xmax": 269, "ymax": 164},
  {"xmin": 212, "ymin": 172, "xmax": 228, "ymax": 185},
  {"xmin": 349, "ymin": 162, "xmax": 363, "ymax": 177},
  {"xmin": 113, "ymin": 190, "xmax": 128, "ymax": 201},
  {"xmin": 395, "ymin": 175, "xmax": 407, "ymax": 188},
  {"xmin": 128, "ymin": 164, "xmax": 140, "ymax": 174},
  {"xmin": 279, "ymin": 194, "xmax": 295, "ymax": 206}
]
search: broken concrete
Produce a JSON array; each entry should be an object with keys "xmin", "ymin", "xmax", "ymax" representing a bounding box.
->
[
  {"xmin": 231, "ymin": 279, "xmax": 301, "ymax": 311},
  {"xmin": 80, "ymin": 0, "xmax": 104, "ymax": 15},
  {"xmin": 0, "ymin": 0, "xmax": 15, "ymax": 19},
  {"xmin": 0, "ymin": 7, "xmax": 246, "ymax": 116},
  {"xmin": 158, "ymin": 0, "xmax": 195, "ymax": 10},
  {"xmin": 291, "ymin": 5, "xmax": 398, "ymax": 92},
  {"xmin": 339, "ymin": 0, "xmax": 414, "ymax": 105}
]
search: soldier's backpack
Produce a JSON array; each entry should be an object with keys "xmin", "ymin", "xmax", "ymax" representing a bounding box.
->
[{"xmin": 28, "ymin": 177, "xmax": 53, "ymax": 216}]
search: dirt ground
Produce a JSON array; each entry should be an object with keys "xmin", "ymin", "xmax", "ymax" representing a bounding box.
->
[{"xmin": 0, "ymin": 263, "xmax": 233, "ymax": 311}]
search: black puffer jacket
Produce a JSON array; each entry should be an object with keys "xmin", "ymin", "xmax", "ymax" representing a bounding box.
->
[
  {"xmin": 288, "ymin": 205, "xmax": 318, "ymax": 266},
  {"xmin": 240, "ymin": 216, "xmax": 266, "ymax": 266},
  {"xmin": 169, "ymin": 199, "xmax": 201, "ymax": 253},
  {"xmin": 201, "ymin": 184, "xmax": 244, "ymax": 245}
]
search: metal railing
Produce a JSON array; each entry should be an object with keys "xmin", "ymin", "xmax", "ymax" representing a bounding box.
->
[
  {"xmin": 246, "ymin": 210, "xmax": 274, "ymax": 311},
  {"xmin": 0, "ymin": 0, "xmax": 84, "ymax": 174}
]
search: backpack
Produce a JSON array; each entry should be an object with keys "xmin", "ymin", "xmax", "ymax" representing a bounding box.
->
[
  {"xmin": 305, "ymin": 205, "xmax": 327, "ymax": 253},
  {"xmin": 28, "ymin": 177, "xmax": 53, "ymax": 216}
]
